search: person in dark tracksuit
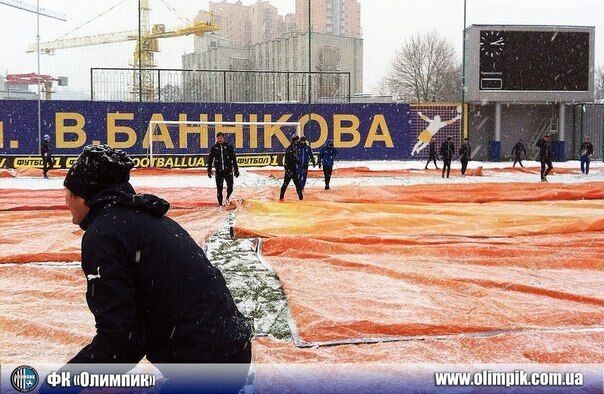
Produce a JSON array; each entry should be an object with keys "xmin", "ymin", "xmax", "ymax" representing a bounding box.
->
[
  {"xmin": 580, "ymin": 137, "xmax": 595, "ymax": 175},
  {"xmin": 41, "ymin": 134, "xmax": 53, "ymax": 179},
  {"xmin": 318, "ymin": 139, "xmax": 338, "ymax": 190},
  {"xmin": 536, "ymin": 134, "xmax": 554, "ymax": 182},
  {"xmin": 207, "ymin": 132, "xmax": 239, "ymax": 206},
  {"xmin": 440, "ymin": 136, "xmax": 455, "ymax": 178},
  {"xmin": 511, "ymin": 139, "xmax": 527, "ymax": 167},
  {"xmin": 425, "ymin": 140, "xmax": 439, "ymax": 169},
  {"xmin": 459, "ymin": 138, "xmax": 471, "ymax": 176},
  {"xmin": 57, "ymin": 145, "xmax": 252, "ymax": 394},
  {"xmin": 297, "ymin": 136, "xmax": 316, "ymax": 190},
  {"xmin": 280, "ymin": 135, "xmax": 303, "ymax": 201}
]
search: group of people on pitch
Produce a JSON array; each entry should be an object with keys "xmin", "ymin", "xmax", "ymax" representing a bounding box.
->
[
  {"xmin": 279, "ymin": 134, "xmax": 338, "ymax": 201},
  {"xmin": 206, "ymin": 132, "xmax": 338, "ymax": 205},
  {"xmin": 424, "ymin": 136, "xmax": 472, "ymax": 178},
  {"xmin": 510, "ymin": 134, "xmax": 595, "ymax": 181}
]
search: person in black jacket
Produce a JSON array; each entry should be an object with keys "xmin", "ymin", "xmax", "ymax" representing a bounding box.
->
[
  {"xmin": 280, "ymin": 135, "xmax": 303, "ymax": 201},
  {"xmin": 459, "ymin": 138, "xmax": 471, "ymax": 176},
  {"xmin": 61, "ymin": 145, "xmax": 252, "ymax": 392},
  {"xmin": 511, "ymin": 139, "xmax": 527, "ymax": 167},
  {"xmin": 440, "ymin": 136, "xmax": 455, "ymax": 178},
  {"xmin": 580, "ymin": 137, "xmax": 595, "ymax": 175},
  {"xmin": 208, "ymin": 132, "xmax": 240, "ymax": 206},
  {"xmin": 425, "ymin": 140, "xmax": 439, "ymax": 169},
  {"xmin": 536, "ymin": 134, "xmax": 554, "ymax": 182},
  {"xmin": 41, "ymin": 134, "xmax": 53, "ymax": 179}
]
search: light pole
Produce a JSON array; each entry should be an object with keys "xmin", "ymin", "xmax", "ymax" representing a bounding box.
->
[{"xmin": 461, "ymin": 0, "xmax": 467, "ymax": 139}]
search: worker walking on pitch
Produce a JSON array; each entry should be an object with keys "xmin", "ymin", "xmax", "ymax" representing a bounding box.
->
[
  {"xmin": 459, "ymin": 138, "xmax": 471, "ymax": 176},
  {"xmin": 41, "ymin": 134, "xmax": 53, "ymax": 179},
  {"xmin": 580, "ymin": 137, "xmax": 594, "ymax": 175},
  {"xmin": 208, "ymin": 132, "xmax": 240, "ymax": 207},
  {"xmin": 440, "ymin": 136, "xmax": 455, "ymax": 179},
  {"xmin": 511, "ymin": 139, "xmax": 527, "ymax": 167},
  {"xmin": 425, "ymin": 140, "xmax": 439, "ymax": 169},
  {"xmin": 280, "ymin": 135, "xmax": 303, "ymax": 201},
  {"xmin": 58, "ymin": 145, "xmax": 252, "ymax": 393},
  {"xmin": 318, "ymin": 139, "xmax": 338, "ymax": 190},
  {"xmin": 536, "ymin": 134, "xmax": 554, "ymax": 182},
  {"xmin": 297, "ymin": 136, "xmax": 316, "ymax": 190}
]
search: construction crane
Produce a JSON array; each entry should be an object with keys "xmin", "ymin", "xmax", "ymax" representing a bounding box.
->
[
  {"xmin": 0, "ymin": 0, "xmax": 66, "ymax": 21},
  {"xmin": 26, "ymin": 0, "xmax": 219, "ymax": 100},
  {"xmin": 6, "ymin": 73, "xmax": 68, "ymax": 100}
]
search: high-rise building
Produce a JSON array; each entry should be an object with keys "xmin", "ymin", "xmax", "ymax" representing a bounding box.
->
[{"xmin": 295, "ymin": 0, "xmax": 361, "ymax": 37}]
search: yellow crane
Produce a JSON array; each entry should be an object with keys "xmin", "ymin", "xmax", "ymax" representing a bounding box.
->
[{"xmin": 26, "ymin": 0, "xmax": 219, "ymax": 100}]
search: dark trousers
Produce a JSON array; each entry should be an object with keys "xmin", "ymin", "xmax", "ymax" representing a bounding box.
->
[
  {"xmin": 442, "ymin": 159, "xmax": 452, "ymax": 178},
  {"xmin": 280, "ymin": 168, "xmax": 303, "ymax": 200},
  {"xmin": 323, "ymin": 165, "xmax": 333, "ymax": 188},
  {"xmin": 580, "ymin": 156, "xmax": 590, "ymax": 174},
  {"xmin": 298, "ymin": 165, "xmax": 310, "ymax": 190},
  {"xmin": 540, "ymin": 159, "xmax": 553, "ymax": 179},
  {"xmin": 460, "ymin": 158, "xmax": 469, "ymax": 175},
  {"xmin": 425, "ymin": 157, "xmax": 438, "ymax": 169},
  {"xmin": 215, "ymin": 170, "xmax": 234, "ymax": 205},
  {"xmin": 42, "ymin": 154, "xmax": 53, "ymax": 177},
  {"xmin": 513, "ymin": 157, "xmax": 524, "ymax": 167}
]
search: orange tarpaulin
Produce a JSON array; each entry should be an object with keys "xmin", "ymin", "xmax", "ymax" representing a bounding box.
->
[
  {"xmin": 260, "ymin": 236, "xmax": 604, "ymax": 344},
  {"xmin": 252, "ymin": 333, "xmax": 604, "ymax": 364},
  {"xmin": 233, "ymin": 199, "xmax": 604, "ymax": 240},
  {"xmin": 0, "ymin": 208, "xmax": 225, "ymax": 263},
  {"xmin": 0, "ymin": 187, "xmax": 276, "ymax": 211},
  {"xmin": 248, "ymin": 165, "xmax": 596, "ymax": 179}
]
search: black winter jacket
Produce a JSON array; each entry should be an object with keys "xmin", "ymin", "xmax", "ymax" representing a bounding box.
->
[
  {"xmin": 459, "ymin": 143, "xmax": 471, "ymax": 160},
  {"xmin": 440, "ymin": 141, "xmax": 455, "ymax": 161},
  {"xmin": 283, "ymin": 143, "xmax": 300, "ymax": 170},
  {"xmin": 580, "ymin": 142, "xmax": 594, "ymax": 157},
  {"xmin": 208, "ymin": 142, "xmax": 239, "ymax": 173},
  {"xmin": 536, "ymin": 139, "xmax": 553, "ymax": 161},
  {"xmin": 428, "ymin": 142, "xmax": 437, "ymax": 159},
  {"xmin": 41, "ymin": 140, "xmax": 52, "ymax": 157},
  {"xmin": 511, "ymin": 142, "xmax": 527, "ymax": 158},
  {"xmin": 70, "ymin": 183, "xmax": 251, "ymax": 365}
]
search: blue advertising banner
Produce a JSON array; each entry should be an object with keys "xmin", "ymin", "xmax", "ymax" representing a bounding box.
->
[{"xmin": 0, "ymin": 100, "xmax": 462, "ymax": 168}]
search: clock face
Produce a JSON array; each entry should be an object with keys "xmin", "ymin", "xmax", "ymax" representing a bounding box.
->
[{"xmin": 480, "ymin": 31, "xmax": 506, "ymax": 57}]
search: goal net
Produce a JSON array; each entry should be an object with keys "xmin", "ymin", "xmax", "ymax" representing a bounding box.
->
[{"xmin": 145, "ymin": 120, "xmax": 301, "ymax": 168}]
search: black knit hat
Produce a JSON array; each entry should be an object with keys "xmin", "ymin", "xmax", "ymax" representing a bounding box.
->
[{"xmin": 64, "ymin": 145, "xmax": 134, "ymax": 201}]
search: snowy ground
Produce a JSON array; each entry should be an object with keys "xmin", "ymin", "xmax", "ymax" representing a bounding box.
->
[{"xmin": 2, "ymin": 160, "xmax": 602, "ymax": 341}]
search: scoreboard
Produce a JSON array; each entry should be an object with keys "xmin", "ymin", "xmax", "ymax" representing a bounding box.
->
[{"xmin": 466, "ymin": 25, "xmax": 595, "ymax": 103}]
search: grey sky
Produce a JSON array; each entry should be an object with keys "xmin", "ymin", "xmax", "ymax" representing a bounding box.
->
[{"xmin": 1, "ymin": 0, "xmax": 602, "ymax": 97}]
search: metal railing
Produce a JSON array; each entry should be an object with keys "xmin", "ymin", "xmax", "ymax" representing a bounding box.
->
[{"xmin": 91, "ymin": 67, "xmax": 351, "ymax": 103}]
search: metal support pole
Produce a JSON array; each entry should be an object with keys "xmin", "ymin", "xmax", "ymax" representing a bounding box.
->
[
  {"xmin": 223, "ymin": 71, "xmax": 227, "ymax": 102},
  {"xmin": 307, "ymin": 0, "xmax": 311, "ymax": 107},
  {"xmin": 495, "ymin": 102, "xmax": 501, "ymax": 142},
  {"xmin": 157, "ymin": 69, "xmax": 161, "ymax": 102},
  {"xmin": 461, "ymin": 0, "xmax": 467, "ymax": 141},
  {"xmin": 138, "ymin": 0, "xmax": 142, "ymax": 102},
  {"xmin": 37, "ymin": 0, "xmax": 41, "ymax": 154},
  {"xmin": 559, "ymin": 103, "xmax": 566, "ymax": 142}
]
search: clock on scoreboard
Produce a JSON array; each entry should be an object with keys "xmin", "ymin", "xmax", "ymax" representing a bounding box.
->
[{"xmin": 478, "ymin": 30, "xmax": 590, "ymax": 92}]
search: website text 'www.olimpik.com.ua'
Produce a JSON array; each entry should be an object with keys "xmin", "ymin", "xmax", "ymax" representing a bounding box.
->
[{"xmin": 434, "ymin": 369, "xmax": 584, "ymax": 388}]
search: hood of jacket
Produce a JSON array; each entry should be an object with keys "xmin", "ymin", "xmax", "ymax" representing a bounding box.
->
[{"xmin": 79, "ymin": 182, "xmax": 170, "ymax": 231}]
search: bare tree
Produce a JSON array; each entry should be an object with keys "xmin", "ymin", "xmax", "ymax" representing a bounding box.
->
[
  {"xmin": 380, "ymin": 31, "xmax": 461, "ymax": 103},
  {"xmin": 595, "ymin": 66, "xmax": 604, "ymax": 101}
]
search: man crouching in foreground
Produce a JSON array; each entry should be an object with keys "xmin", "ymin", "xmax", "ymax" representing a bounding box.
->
[{"xmin": 60, "ymin": 145, "xmax": 251, "ymax": 392}]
